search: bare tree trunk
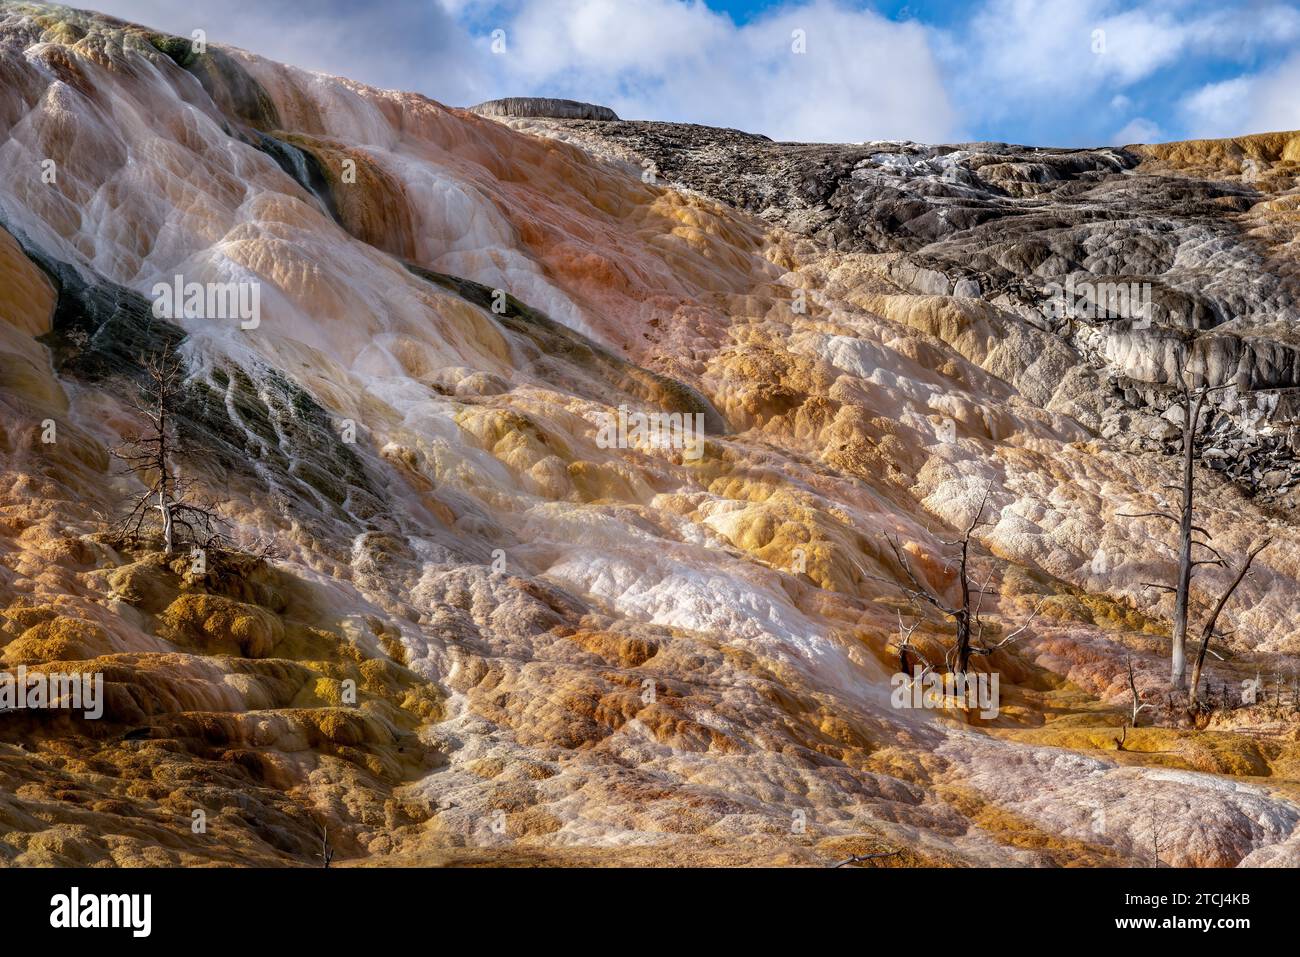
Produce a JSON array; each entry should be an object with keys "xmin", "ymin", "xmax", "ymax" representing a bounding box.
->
[
  {"xmin": 1188, "ymin": 539, "xmax": 1267, "ymax": 705},
  {"xmin": 1188, "ymin": 653, "xmax": 1204, "ymax": 706},
  {"xmin": 953, "ymin": 517, "xmax": 975, "ymax": 674},
  {"xmin": 1150, "ymin": 808, "xmax": 1162, "ymax": 867},
  {"xmin": 159, "ymin": 383, "xmax": 172, "ymax": 554},
  {"xmin": 1170, "ymin": 389, "xmax": 1195, "ymax": 689},
  {"xmin": 318, "ymin": 822, "xmax": 334, "ymax": 868},
  {"xmin": 159, "ymin": 494, "xmax": 174, "ymax": 555},
  {"xmin": 1127, "ymin": 656, "xmax": 1151, "ymax": 725},
  {"xmin": 954, "ymin": 609, "xmax": 972, "ymax": 675}
]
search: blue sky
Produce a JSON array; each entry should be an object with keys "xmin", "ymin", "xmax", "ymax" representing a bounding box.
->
[{"xmin": 97, "ymin": 0, "xmax": 1300, "ymax": 145}]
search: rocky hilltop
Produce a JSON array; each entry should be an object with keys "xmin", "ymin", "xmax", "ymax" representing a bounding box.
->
[
  {"xmin": 469, "ymin": 97, "xmax": 619, "ymax": 122},
  {"xmin": 2, "ymin": 1, "xmax": 1300, "ymax": 868}
]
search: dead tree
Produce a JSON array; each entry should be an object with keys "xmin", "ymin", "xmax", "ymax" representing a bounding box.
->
[
  {"xmin": 1148, "ymin": 806, "xmax": 1165, "ymax": 867},
  {"xmin": 894, "ymin": 610, "xmax": 927, "ymax": 677},
  {"xmin": 110, "ymin": 345, "xmax": 222, "ymax": 555},
  {"xmin": 317, "ymin": 821, "xmax": 334, "ymax": 868},
  {"xmin": 1122, "ymin": 349, "xmax": 1268, "ymax": 691},
  {"xmin": 1127, "ymin": 656, "xmax": 1152, "ymax": 726},
  {"xmin": 1186, "ymin": 539, "xmax": 1269, "ymax": 705},
  {"xmin": 873, "ymin": 483, "xmax": 1049, "ymax": 679},
  {"xmin": 831, "ymin": 849, "xmax": 901, "ymax": 868}
]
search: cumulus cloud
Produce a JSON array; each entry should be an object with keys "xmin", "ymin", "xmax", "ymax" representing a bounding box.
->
[
  {"xmin": 1182, "ymin": 56, "xmax": 1300, "ymax": 139},
  {"xmin": 91, "ymin": 0, "xmax": 958, "ymax": 143},
  {"xmin": 474, "ymin": 0, "xmax": 960, "ymax": 142},
  {"xmin": 86, "ymin": 0, "xmax": 1300, "ymax": 145},
  {"xmin": 86, "ymin": 0, "xmax": 491, "ymax": 104},
  {"xmin": 960, "ymin": 0, "xmax": 1300, "ymax": 95},
  {"xmin": 948, "ymin": 0, "xmax": 1300, "ymax": 142},
  {"xmin": 1181, "ymin": 78, "xmax": 1254, "ymax": 138},
  {"xmin": 1114, "ymin": 116, "xmax": 1162, "ymax": 143}
]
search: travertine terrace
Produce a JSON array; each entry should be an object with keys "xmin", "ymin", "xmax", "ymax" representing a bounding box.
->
[{"xmin": 2, "ymin": 2, "xmax": 1300, "ymax": 867}]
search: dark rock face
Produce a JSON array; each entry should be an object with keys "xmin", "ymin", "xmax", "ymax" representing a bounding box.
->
[
  {"xmin": 535, "ymin": 119, "xmax": 1300, "ymax": 500},
  {"xmin": 256, "ymin": 133, "xmax": 340, "ymax": 223},
  {"xmin": 182, "ymin": 360, "xmax": 393, "ymax": 537},
  {"xmin": 1, "ymin": 217, "xmax": 388, "ymax": 545},
  {"xmin": 469, "ymin": 97, "xmax": 619, "ymax": 121},
  {"xmin": 1, "ymin": 215, "xmax": 187, "ymax": 383}
]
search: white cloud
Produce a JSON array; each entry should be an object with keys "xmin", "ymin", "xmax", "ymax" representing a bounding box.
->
[
  {"xmin": 91, "ymin": 0, "xmax": 957, "ymax": 142},
  {"xmin": 953, "ymin": 0, "xmax": 1300, "ymax": 130},
  {"xmin": 1181, "ymin": 78, "xmax": 1253, "ymax": 138},
  {"xmin": 1248, "ymin": 54, "xmax": 1300, "ymax": 133},
  {"xmin": 87, "ymin": 0, "xmax": 491, "ymax": 104},
  {"xmin": 504, "ymin": 0, "xmax": 731, "ymax": 77},
  {"xmin": 1182, "ymin": 55, "xmax": 1300, "ymax": 139},
  {"xmin": 1113, "ymin": 116, "xmax": 1161, "ymax": 143},
  {"xmin": 478, "ymin": 0, "xmax": 959, "ymax": 142},
  {"xmin": 83, "ymin": 0, "xmax": 1300, "ymax": 145}
]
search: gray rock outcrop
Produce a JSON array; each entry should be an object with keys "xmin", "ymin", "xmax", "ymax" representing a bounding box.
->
[{"xmin": 469, "ymin": 97, "xmax": 619, "ymax": 121}]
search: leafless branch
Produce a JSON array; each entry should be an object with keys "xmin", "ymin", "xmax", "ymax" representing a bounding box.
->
[
  {"xmin": 1189, "ymin": 538, "xmax": 1271, "ymax": 705},
  {"xmin": 832, "ymin": 849, "xmax": 901, "ymax": 868}
]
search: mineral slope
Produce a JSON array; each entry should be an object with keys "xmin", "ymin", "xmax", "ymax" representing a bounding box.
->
[
  {"xmin": 0, "ymin": 1, "xmax": 1299, "ymax": 867},
  {"xmin": 515, "ymin": 118, "xmax": 1300, "ymax": 495}
]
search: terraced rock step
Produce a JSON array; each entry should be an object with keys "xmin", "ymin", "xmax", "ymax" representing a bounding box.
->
[
  {"xmin": 526, "ymin": 117, "xmax": 1300, "ymax": 498},
  {"xmin": 3, "ymin": 3, "xmax": 1300, "ymax": 869},
  {"xmin": 470, "ymin": 97, "xmax": 619, "ymax": 121}
]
